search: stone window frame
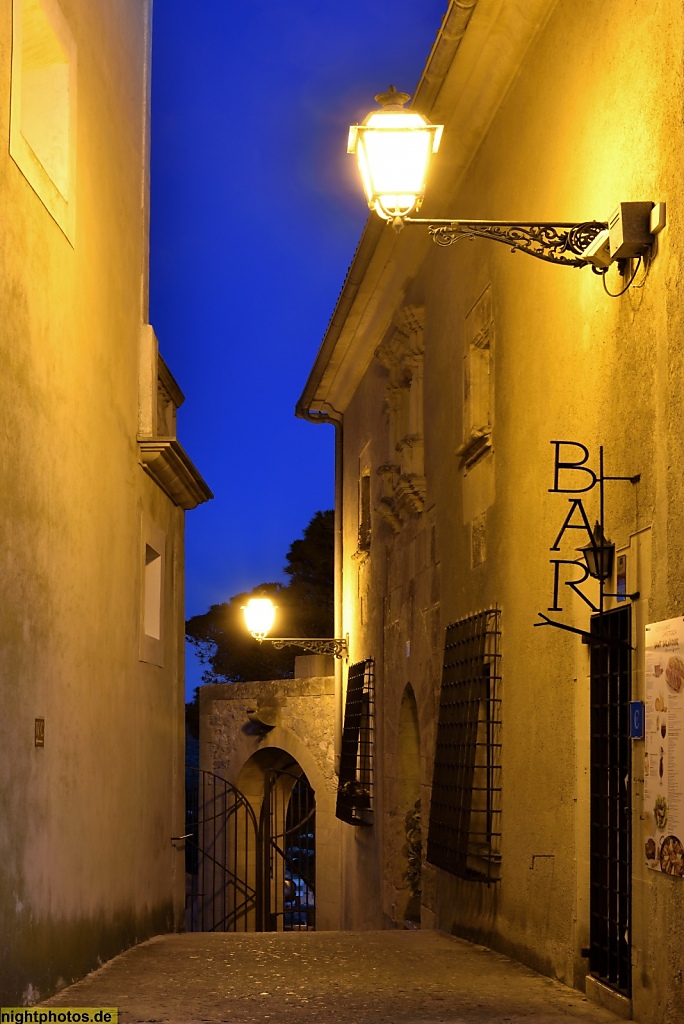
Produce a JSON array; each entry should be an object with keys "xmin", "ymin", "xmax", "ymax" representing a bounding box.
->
[
  {"xmin": 458, "ymin": 286, "xmax": 494, "ymax": 470},
  {"xmin": 10, "ymin": 0, "xmax": 78, "ymax": 242}
]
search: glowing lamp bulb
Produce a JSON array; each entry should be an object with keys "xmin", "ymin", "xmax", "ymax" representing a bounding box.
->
[
  {"xmin": 348, "ymin": 86, "xmax": 443, "ymax": 221},
  {"xmin": 243, "ymin": 598, "xmax": 276, "ymax": 639}
]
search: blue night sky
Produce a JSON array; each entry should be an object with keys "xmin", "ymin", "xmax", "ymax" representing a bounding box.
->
[{"xmin": 149, "ymin": 1, "xmax": 447, "ymax": 697}]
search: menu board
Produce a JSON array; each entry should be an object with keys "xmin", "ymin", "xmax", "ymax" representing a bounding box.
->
[{"xmin": 643, "ymin": 617, "xmax": 684, "ymax": 877}]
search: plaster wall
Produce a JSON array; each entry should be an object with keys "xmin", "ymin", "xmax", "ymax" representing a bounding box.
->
[
  {"xmin": 417, "ymin": 7, "xmax": 684, "ymax": 1020},
  {"xmin": 0, "ymin": 0, "xmax": 187, "ymax": 1002},
  {"xmin": 199, "ymin": 675, "xmax": 343, "ymax": 930},
  {"xmin": 326, "ymin": 0, "xmax": 684, "ymax": 1018}
]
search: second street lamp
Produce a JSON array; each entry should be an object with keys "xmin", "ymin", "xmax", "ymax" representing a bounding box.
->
[{"xmin": 242, "ymin": 598, "xmax": 348, "ymax": 660}]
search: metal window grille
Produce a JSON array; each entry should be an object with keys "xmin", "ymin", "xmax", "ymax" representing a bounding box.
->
[
  {"xmin": 589, "ymin": 606, "xmax": 632, "ymax": 997},
  {"xmin": 336, "ymin": 658, "xmax": 375, "ymax": 825},
  {"xmin": 427, "ymin": 608, "xmax": 502, "ymax": 884}
]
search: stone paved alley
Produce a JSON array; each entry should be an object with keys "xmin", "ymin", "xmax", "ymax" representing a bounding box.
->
[{"xmin": 40, "ymin": 931, "xmax": 623, "ymax": 1024}]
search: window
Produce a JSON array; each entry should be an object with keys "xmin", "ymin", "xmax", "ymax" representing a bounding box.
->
[
  {"xmin": 10, "ymin": 0, "xmax": 77, "ymax": 240},
  {"xmin": 140, "ymin": 522, "xmax": 165, "ymax": 666},
  {"xmin": 336, "ymin": 659, "xmax": 375, "ymax": 826},
  {"xmin": 144, "ymin": 544, "xmax": 162, "ymax": 640},
  {"xmin": 427, "ymin": 608, "xmax": 502, "ymax": 883},
  {"xmin": 458, "ymin": 287, "xmax": 493, "ymax": 469},
  {"xmin": 358, "ymin": 472, "xmax": 371, "ymax": 552}
]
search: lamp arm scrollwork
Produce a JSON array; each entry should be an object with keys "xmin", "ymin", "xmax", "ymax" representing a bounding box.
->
[
  {"xmin": 257, "ymin": 637, "xmax": 349, "ymax": 659},
  {"xmin": 405, "ymin": 219, "xmax": 608, "ymax": 267}
]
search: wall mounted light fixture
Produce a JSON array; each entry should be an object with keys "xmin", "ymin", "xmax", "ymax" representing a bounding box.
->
[
  {"xmin": 578, "ymin": 522, "xmax": 615, "ymax": 582},
  {"xmin": 242, "ymin": 597, "xmax": 349, "ymax": 659},
  {"xmin": 348, "ymin": 88, "xmax": 666, "ymax": 270}
]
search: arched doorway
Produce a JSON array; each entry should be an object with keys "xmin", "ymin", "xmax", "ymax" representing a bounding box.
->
[{"xmin": 237, "ymin": 749, "xmax": 316, "ymax": 931}]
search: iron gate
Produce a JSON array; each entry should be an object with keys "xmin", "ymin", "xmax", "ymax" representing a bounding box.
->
[
  {"xmin": 184, "ymin": 767, "xmax": 260, "ymax": 931},
  {"xmin": 184, "ymin": 764, "xmax": 315, "ymax": 932},
  {"xmin": 588, "ymin": 606, "xmax": 632, "ymax": 997}
]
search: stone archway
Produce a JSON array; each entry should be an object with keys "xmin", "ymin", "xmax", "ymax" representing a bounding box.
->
[{"xmin": 237, "ymin": 748, "xmax": 316, "ymax": 931}]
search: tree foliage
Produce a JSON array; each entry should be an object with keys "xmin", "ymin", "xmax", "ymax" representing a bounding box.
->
[{"xmin": 185, "ymin": 510, "xmax": 334, "ymax": 684}]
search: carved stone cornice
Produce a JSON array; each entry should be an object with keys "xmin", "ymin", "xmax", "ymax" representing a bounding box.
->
[
  {"xmin": 393, "ymin": 304, "xmax": 425, "ymax": 336},
  {"xmin": 395, "ymin": 473, "xmax": 426, "ymax": 516},
  {"xmin": 396, "ymin": 433, "xmax": 424, "ymax": 453},
  {"xmin": 375, "ymin": 497, "xmax": 402, "ymax": 533},
  {"xmin": 138, "ymin": 438, "xmax": 213, "ymax": 510},
  {"xmin": 375, "ymin": 304, "xmax": 425, "ymax": 370}
]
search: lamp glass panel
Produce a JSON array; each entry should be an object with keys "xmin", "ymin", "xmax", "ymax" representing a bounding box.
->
[
  {"xmin": 353, "ymin": 110, "xmax": 440, "ymax": 219},
  {"xmin": 244, "ymin": 598, "xmax": 276, "ymax": 637}
]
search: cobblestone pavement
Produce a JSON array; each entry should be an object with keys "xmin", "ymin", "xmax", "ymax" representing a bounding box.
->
[{"xmin": 41, "ymin": 931, "xmax": 622, "ymax": 1024}]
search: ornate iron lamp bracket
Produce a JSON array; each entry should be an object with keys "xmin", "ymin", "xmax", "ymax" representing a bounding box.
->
[
  {"xmin": 406, "ymin": 219, "xmax": 607, "ymax": 267},
  {"xmin": 258, "ymin": 636, "xmax": 349, "ymax": 659}
]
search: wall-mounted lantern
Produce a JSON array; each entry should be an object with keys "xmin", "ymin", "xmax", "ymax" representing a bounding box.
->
[
  {"xmin": 348, "ymin": 88, "xmax": 665, "ymax": 270},
  {"xmin": 578, "ymin": 522, "xmax": 615, "ymax": 582}
]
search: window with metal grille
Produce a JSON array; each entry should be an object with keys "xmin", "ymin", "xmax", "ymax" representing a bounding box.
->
[
  {"xmin": 336, "ymin": 659, "xmax": 374, "ymax": 826},
  {"xmin": 588, "ymin": 605, "xmax": 632, "ymax": 997},
  {"xmin": 427, "ymin": 608, "xmax": 501, "ymax": 883}
]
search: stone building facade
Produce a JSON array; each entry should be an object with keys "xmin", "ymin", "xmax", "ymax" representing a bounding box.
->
[
  {"xmin": 298, "ymin": 1, "xmax": 684, "ymax": 1021},
  {"xmin": 0, "ymin": 0, "xmax": 210, "ymax": 1002}
]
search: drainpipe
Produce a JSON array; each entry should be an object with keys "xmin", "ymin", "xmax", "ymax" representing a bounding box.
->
[{"xmin": 294, "ymin": 406, "xmax": 344, "ymax": 774}]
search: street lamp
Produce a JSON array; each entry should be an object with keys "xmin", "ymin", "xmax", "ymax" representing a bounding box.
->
[
  {"xmin": 348, "ymin": 88, "xmax": 665, "ymax": 269},
  {"xmin": 242, "ymin": 597, "xmax": 349, "ymax": 660}
]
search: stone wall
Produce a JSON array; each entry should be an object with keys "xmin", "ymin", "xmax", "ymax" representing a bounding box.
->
[{"xmin": 199, "ymin": 668, "xmax": 343, "ymax": 929}]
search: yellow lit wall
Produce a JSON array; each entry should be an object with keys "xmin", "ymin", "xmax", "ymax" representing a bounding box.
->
[{"xmin": 0, "ymin": 0, "xmax": 191, "ymax": 1002}]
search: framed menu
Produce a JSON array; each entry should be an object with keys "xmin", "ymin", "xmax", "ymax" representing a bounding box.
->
[{"xmin": 643, "ymin": 617, "xmax": 684, "ymax": 877}]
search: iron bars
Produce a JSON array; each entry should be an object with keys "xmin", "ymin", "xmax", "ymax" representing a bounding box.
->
[
  {"xmin": 588, "ymin": 606, "xmax": 632, "ymax": 997},
  {"xmin": 427, "ymin": 608, "xmax": 502, "ymax": 884},
  {"xmin": 336, "ymin": 658, "xmax": 375, "ymax": 826}
]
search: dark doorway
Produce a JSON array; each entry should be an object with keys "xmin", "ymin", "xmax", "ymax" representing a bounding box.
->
[
  {"xmin": 262, "ymin": 767, "xmax": 316, "ymax": 931},
  {"xmin": 588, "ymin": 605, "xmax": 632, "ymax": 997}
]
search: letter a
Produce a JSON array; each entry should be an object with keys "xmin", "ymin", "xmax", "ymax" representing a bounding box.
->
[{"xmin": 550, "ymin": 498, "xmax": 595, "ymax": 552}]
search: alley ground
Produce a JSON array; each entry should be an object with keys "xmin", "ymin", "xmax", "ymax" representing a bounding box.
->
[{"xmin": 40, "ymin": 931, "xmax": 624, "ymax": 1024}]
